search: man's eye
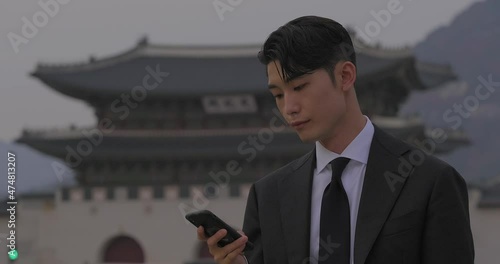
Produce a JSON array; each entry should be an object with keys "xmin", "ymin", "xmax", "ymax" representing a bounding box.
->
[
  {"xmin": 274, "ymin": 94, "xmax": 283, "ymax": 99},
  {"xmin": 294, "ymin": 84, "xmax": 306, "ymax": 91}
]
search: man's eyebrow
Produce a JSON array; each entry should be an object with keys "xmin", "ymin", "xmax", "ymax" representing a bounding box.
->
[
  {"xmin": 268, "ymin": 84, "xmax": 279, "ymax": 89},
  {"xmin": 268, "ymin": 74, "xmax": 309, "ymax": 90},
  {"xmin": 269, "ymin": 76, "xmax": 304, "ymax": 89}
]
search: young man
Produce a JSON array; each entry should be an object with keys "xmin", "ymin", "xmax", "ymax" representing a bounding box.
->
[{"xmin": 197, "ymin": 16, "xmax": 474, "ymax": 264}]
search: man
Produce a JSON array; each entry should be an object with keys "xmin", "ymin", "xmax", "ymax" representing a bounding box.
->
[{"xmin": 197, "ymin": 16, "xmax": 474, "ymax": 264}]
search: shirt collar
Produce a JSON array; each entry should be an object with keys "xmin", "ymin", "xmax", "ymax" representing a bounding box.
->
[{"xmin": 315, "ymin": 115, "xmax": 375, "ymax": 173}]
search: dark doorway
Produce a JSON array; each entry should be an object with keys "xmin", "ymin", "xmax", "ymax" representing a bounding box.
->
[{"xmin": 103, "ymin": 235, "xmax": 145, "ymax": 263}]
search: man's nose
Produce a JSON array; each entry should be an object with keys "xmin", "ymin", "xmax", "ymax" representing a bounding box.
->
[{"xmin": 284, "ymin": 92, "xmax": 300, "ymax": 116}]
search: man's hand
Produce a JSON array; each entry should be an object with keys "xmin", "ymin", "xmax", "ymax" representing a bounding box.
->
[{"xmin": 197, "ymin": 226, "xmax": 249, "ymax": 264}]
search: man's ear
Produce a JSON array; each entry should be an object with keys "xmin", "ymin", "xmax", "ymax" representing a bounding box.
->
[{"xmin": 339, "ymin": 61, "xmax": 356, "ymax": 92}]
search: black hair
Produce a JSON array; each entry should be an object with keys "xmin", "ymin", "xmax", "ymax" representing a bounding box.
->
[{"xmin": 258, "ymin": 16, "xmax": 356, "ymax": 83}]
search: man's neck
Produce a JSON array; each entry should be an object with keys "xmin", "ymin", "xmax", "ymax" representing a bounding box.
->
[{"xmin": 319, "ymin": 114, "xmax": 367, "ymax": 154}]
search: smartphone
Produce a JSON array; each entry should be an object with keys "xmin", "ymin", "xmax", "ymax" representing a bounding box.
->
[{"xmin": 185, "ymin": 209, "xmax": 254, "ymax": 250}]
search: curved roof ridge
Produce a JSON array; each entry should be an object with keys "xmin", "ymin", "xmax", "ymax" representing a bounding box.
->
[
  {"xmin": 144, "ymin": 42, "xmax": 261, "ymax": 58},
  {"xmin": 32, "ymin": 38, "xmax": 263, "ymax": 74},
  {"xmin": 33, "ymin": 43, "xmax": 144, "ymax": 74}
]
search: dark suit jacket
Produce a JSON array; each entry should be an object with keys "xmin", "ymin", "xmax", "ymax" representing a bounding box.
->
[{"xmin": 242, "ymin": 126, "xmax": 474, "ymax": 264}]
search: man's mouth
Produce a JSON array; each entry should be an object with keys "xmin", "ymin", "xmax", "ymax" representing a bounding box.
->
[{"xmin": 290, "ymin": 120, "xmax": 310, "ymax": 129}]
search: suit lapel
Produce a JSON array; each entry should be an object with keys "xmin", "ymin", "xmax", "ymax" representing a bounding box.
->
[
  {"xmin": 276, "ymin": 126, "xmax": 413, "ymax": 264},
  {"xmin": 354, "ymin": 126, "xmax": 413, "ymax": 264},
  {"xmin": 278, "ymin": 149, "xmax": 316, "ymax": 264}
]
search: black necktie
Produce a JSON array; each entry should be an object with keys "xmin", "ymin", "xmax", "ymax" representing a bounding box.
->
[{"xmin": 319, "ymin": 157, "xmax": 351, "ymax": 264}]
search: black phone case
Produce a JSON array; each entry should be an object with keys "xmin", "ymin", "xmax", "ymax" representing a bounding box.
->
[{"xmin": 185, "ymin": 210, "xmax": 254, "ymax": 250}]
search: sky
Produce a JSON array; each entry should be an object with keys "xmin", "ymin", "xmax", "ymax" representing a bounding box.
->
[{"xmin": 0, "ymin": 0, "xmax": 480, "ymax": 142}]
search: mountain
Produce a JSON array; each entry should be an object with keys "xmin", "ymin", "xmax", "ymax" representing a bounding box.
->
[
  {"xmin": 0, "ymin": 141, "xmax": 76, "ymax": 199},
  {"xmin": 401, "ymin": 0, "xmax": 500, "ymax": 184}
]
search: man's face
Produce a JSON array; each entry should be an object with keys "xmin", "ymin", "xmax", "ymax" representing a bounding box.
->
[{"xmin": 267, "ymin": 60, "xmax": 347, "ymax": 143}]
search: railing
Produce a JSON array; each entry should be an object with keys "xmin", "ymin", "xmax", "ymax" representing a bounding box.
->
[
  {"xmin": 20, "ymin": 126, "xmax": 296, "ymax": 139},
  {"xmin": 59, "ymin": 184, "xmax": 253, "ymax": 202}
]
